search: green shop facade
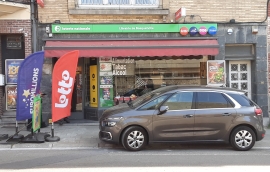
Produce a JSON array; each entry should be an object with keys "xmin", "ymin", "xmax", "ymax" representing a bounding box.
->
[{"xmin": 38, "ymin": 22, "xmax": 268, "ymax": 123}]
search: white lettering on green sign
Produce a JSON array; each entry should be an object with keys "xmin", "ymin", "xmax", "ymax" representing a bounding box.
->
[{"xmin": 119, "ymin": 26, "xmax": 154, "ymax": 31}]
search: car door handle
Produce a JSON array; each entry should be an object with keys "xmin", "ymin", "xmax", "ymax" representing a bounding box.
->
[
  {"xmin": 184, "ymin": 114, "xmax": 194, "ymax": 118},
  {"xmin": 222, "ymin": 113, "xmax": 231, "ymax": 116}
]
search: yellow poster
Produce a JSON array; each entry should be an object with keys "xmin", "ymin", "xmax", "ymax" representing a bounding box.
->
[{"xmin": 90, "ymin": 65, "xmax": 98, "ymax": 107}]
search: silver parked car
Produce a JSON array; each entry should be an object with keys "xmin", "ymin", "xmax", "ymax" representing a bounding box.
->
[{"xmin": 99, "ymin": 85, "xmax": 265, "ymax": 151}]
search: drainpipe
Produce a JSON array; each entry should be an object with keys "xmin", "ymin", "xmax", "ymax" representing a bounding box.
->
[{"xmin": 31, "ymin": 0, "xmax": 37, "ymax": 52}]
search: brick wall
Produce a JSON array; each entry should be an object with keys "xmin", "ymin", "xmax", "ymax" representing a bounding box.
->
[
  {"xmin": 38, "ymin": 0, "xmax": 268, "ymax": 23},
  {"xmin": 0, "ymin": 20, "xmax": 31, "ymax": 115}
]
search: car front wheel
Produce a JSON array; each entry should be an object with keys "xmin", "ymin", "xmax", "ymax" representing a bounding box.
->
[
  {"xmin": 230, "ymin": 126, "xmax": 256, "ymax": 151},
  {"xmin": 121, "ymin": 126, "xmax": 147, "ymax": 151}
]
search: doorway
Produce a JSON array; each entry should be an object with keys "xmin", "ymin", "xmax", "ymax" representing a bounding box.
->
[
  {"xmin": 228, "ymin": 61, "xmax": 251, "ymax": 98},
  {"xmin": 69, "ymin": 58, "xmax": 84, "ymax": 120}
]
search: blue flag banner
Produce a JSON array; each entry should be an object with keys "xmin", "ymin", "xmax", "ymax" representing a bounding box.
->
[{"xmin": 16, "ymin": 51, "xmax": 44, "ymax": 121}]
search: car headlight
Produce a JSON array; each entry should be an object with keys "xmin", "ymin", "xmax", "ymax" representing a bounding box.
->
[
  {"xmin": 104, "ymin": 121, "xmax": 117, "ymax": 127},
  {"xmin": 103, "ymin": 117, "xmax": 123, "ymax": 127}
]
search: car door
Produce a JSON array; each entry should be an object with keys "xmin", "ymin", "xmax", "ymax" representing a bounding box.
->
[
  {"xmin": 152, "ymin": 91, "xmax": 195, "ymax": 142},
  {"xmin": 194, "ymin": 91, "xmax": 237, "ymax": 141}
]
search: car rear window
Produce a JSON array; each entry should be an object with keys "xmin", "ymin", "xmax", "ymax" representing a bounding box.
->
[{"xmin": 227, "ymin": 93, "xmax": 254, "ymax": 107}]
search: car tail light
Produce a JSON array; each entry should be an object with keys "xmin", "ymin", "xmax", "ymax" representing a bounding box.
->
[{"xmin": 254, "ymin": 107, "xmax": 262, "ymax": 116}]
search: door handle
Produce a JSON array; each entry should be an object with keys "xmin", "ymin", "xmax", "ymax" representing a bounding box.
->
[
  {"xmin": 222, "ymin": 113, "xmax": 231, "ymax": 116},
  {"xmin": 184, "ymin": 114, "xmax": 194, "ymax": 118}
]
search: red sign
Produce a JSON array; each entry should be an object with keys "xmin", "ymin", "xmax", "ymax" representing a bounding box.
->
[
  {"xmin": 180, "ymin": 27, "xmax": 188, "ymax": 36},
  {"xmin": 51, "ymin": 50, "xmax": 79, "ymax": 122},
  {"xmin": 175, "ymin": 8, "xmax": 182, "ymax": 21},
  {"xmin": 37, "ymin": 0, "xmax": 44, "ymax": 8}
]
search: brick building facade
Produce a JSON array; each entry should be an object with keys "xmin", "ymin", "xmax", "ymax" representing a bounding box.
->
[
  {"xmin": 36, "ymin": 0, "xmax": 269, "ymax": 122},
  {"xmin": 0, "ymin": 1, "xmax": 32, "ymax": 119}
]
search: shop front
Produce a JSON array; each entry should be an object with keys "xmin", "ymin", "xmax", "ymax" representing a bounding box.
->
[{"xmin": 41, "ymin": 23, "xmax": 268, "ymax": 120}]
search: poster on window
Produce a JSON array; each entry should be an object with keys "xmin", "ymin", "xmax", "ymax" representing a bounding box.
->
[
  {"xmin": 5, "ymin": 59, "xmax": 23, "ymax": 84},
  {"xmin": 207, "ymin": 60, "xmax": 226, "ymax": 86},
  {"xmin": 6, "ymin": 85, "xmax": 17, "ymax": 110},
  {"xmin": 99, "ymin": 85, "xmax": 114, "ymax": 108}
]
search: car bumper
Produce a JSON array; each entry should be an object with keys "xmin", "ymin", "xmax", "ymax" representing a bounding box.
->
[
  {"xmin": 99, "ymin": 125, "xmax": 121, "ymax": 144},
  {"xmin": 256, "ymin": 129, "xmax": 266, "ymax": 141}
]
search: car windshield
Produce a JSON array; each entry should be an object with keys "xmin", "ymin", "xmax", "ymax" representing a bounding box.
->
[{"xmin": 128, "ymin": 85, "xmax": 179, "ymax": 108}]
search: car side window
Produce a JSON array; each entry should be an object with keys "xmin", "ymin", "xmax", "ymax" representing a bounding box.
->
[
  {"xmin": 139, "ymin": 95, "xmax": 169, "ymax": 110},
  {"xmin": 197, "ymin": 92, "xmax": 232, "ymax": 109},
  {"xmin": 227, "ymin": 93, "xmax": 254, "ymax": 107},
  {"xmin": 163, "ymin": 92, "xmax": 193, "ymax": 110}
]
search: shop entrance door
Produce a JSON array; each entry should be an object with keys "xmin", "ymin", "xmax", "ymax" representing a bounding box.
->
[
  {"xmin": 229, "ymin": 61, "xmax": 251, "ymax": 98},
  {"xmin": 69, "ymin": 58, "xmax": 84, "ymax": 120}
]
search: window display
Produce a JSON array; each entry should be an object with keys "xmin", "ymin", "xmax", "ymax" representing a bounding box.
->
[{"xmin": 111, "ymin": 56, "xmax": 209, "ymax": 106}]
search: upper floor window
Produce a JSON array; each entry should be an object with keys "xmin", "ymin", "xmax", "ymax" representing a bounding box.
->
[{"xmin": 78, "ymin": 0, "xmax": 159, "ymax": 8}]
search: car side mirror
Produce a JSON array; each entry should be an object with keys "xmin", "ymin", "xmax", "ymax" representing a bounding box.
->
[{"xmin": 158, "ymin": 106, "xmax": 169, "ymax": 115}]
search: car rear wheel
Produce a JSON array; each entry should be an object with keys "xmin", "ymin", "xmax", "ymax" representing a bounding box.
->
[
  {"xmin": 230, "ymin": 126, "xmax": 256, "ymax": 151},
  {"xmin": 121, "ymin": 126, "xmax": 147, "ymax": 151}
]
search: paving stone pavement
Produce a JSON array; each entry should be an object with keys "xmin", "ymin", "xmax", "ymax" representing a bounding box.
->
[
  {"xmin": 0, "ymin": 117, "xmax": 269, "ymax": 150},
  {"xmin": 0, "ymin": 122, "xmax": 106, "ymax": 149}
]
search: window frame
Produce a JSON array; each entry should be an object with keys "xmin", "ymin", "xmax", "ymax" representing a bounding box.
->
[
  {"xmin": 160, "ymin": 91, "xmax": 196, "ymax": 111},
  {"xmin": 194, "ymin": 91, "xmax": 235, "ymax": 109},
  {"xmin": 77, "ymin": 0, "xmax": 160, "ymax": 9},
  {"xmin": 137, "ymin": 93, "xmax": 171, "ymax": 111}
]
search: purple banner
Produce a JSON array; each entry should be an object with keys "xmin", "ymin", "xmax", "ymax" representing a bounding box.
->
[{"xmin": 16, "ymin": 51, "xmax": 44, "ymax": 121}]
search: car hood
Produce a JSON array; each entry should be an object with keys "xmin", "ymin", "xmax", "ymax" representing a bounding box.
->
[{"xmin": 101, "ymin": 103, "xmax": 131, "ymax": 119}]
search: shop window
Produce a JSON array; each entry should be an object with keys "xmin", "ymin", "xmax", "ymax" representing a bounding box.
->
[{"xmin": 112, "ymin": 56, "xmax": 209, "ymax": 106}]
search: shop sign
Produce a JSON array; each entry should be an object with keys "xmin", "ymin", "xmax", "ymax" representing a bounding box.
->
[
  {"xmin": 5, "ymin": 59, "xmax": 23, "ymax": 84},
  {"xmin": 208, "ymin": 26, "xmax": 217, "ymax": 35},
  {"xmin": 37, "ymin": 0, "xmax": 45, "ymax": 8},
  {"xmin": 112, "ymin": 64, "xmax": 126, "ymax": 75},
  {"xmin": 180, "ymin": 27, "xmax": 188, "ymax": 36},
  {"xmin": 52, "ymin": 23, "xmax": 217, "ymax": 34},
  {"xmin": 207, "ymin": 60, "xmax": 226, "ymax": 86},
  {"xmin": 175, "ymin": 8, "xmax": 186, "ymax": 21},
  {"xmin": 189, "ymin": 27, "xmax": 198, "ymax": 36},
  {"xmin": 112, "ymin": 58, "xmax": 134, "ymax": 63},
  {"xmin": 199, "ymin": 26, "xmax": 207, "ymax": 35}
]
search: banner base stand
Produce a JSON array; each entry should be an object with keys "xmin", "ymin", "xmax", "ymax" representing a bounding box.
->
[
  {"xmin": 21, "ymin": 133, "xmax": 44, "ymax": 143},
  {"xmin": 35, "ymin": 132, "xmax": 51, "ymax": 140},
  {"xmin": 0, "ymin": 134, "xmax": 8, "ymax": 141},
  {"xmin": 11, "ymin": 134, "xmax": 24, "ymax": 140},
  {"xmin": 45, "ymin": 122, "xmax": 60, "ymax": 142},
  {"xmin": 45, "ymin": 136, "xmax": 60, "ymax": 142}
]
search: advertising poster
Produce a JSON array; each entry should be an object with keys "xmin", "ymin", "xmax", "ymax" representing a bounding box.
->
[
  {"xmin": 5, "ymin": 59, "xmax": 23, "ymax": 84},
  {"xmin": 6, "ymin": 85, "xmax": 17, "ymax": 110},
  {"xmin": 90, "ymin": 65, "xmax": 98, "ymax": 107},
  {"xmin": 99, "ymin": 85, "xmax": 114, "ymax": 108},
  {"xmin": 99, "ymin": 71, "xmax": 113, "ymax": 107},
  {"xmin": 100, "ymin": 62, "xmax": 113, "ymax": 76},
  {"xmin": 207, "ymin": 60, "xmax": 226, "ymax": 86},
  {"xmin": 32, "ymin": 95, "xmax": 41, "ymax": 132}
]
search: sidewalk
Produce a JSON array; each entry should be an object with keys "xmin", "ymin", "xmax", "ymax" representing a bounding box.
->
[
  {"xmin": 0, "ymin": 117, "xmax": 269, "ymax": 150},
  {"xmin": 0, "ymin": 121, "xmax": 106, "ymax": 149}
]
